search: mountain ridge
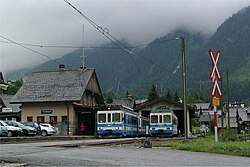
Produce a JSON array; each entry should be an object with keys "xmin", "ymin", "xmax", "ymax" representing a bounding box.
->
[{"xmin": 6, "ymin": 6, "xmax": 250, "ymax": 103}]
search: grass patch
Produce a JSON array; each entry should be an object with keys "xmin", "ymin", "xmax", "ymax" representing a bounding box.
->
[{"xmin": 153, "ymin": 136, "xmax": 250, "ymax": 157}]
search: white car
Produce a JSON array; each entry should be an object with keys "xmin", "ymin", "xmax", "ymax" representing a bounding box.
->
[
  {"xmin": 39, "ymin": 123, "xmax": 55, "ymax": 136},
  {"xmin": 0, "ymin": 120, "xmax": 23, "ymax": 137}
]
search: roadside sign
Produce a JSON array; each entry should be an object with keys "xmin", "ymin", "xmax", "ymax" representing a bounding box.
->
[
  {"xmin": 209, "ymin": 49, "xmax": 222, "ymax": 81},
  {"xmin": 2, "ymin": 108, "xmax": 13, "ymax": 113},
  {"xmin": 213, "ymin": 97, "xmax": 220, "ymax": 106},
  {"xmin": 210, "ymin": 78, "xmax": 222, "ymax": 98},
  {"xmin": 208, "ymin": 48, "xmax": 222, "ymax": 144},
  {"xmin": 209, "ymin": 49, "xmax": 222, "ymax": 98}
]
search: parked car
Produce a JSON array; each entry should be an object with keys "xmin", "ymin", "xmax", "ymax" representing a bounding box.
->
[
  {"xmin": 39, "ymin": 123, "xmax": 55, "ymax": 136},
  {"xmin": 21, "ymin": 122, "xmax": 41, "ymax": 135},
  {"xmin": 0, "ymin": 125, "xmax": 8, "ymax": 137},
  {"xmin": 5, "ymin": 121, "xmax": 37, "ymax": 136},
  {"xmin": 0, "ymin": 120, "xmax": 23, "ymax": 137}
]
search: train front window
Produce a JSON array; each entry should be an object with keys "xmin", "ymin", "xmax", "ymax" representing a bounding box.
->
[
  {"xmin": 112, "ymin": 113, "xmax": 120, "ymax": 122},
  {"xmin": 98, "ymin": 114, "xmax": 106, "ymax": 123},
  {"xmin": 159, "ymin": 115, "xmax": 162, "ymax": 123},
  {"xmin": 163, "ymin": 115, "xmax": 171, "ymax": 123},
  {"xmin": 108, "ymin": 113, "xmax": 111, "ymax": 122},
  {"xmin": 151, "ymin": 115, "xmax": 158, "ymax": 123}
]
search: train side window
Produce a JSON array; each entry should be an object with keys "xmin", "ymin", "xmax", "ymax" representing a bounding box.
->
[
  {"xmin": 108, "ymin": 113, "xmax": 111, "ymax": 122},
  {"xmin": 132, "ymin": 116, "xmax": 137, "ymax": 125},
  {"xmin": 173, "ymin": 117, "xmax": 176, "ymax": 124},
  {"xmin": 122, "ymin": 114, "xmax": 124, "ymax": 122}
]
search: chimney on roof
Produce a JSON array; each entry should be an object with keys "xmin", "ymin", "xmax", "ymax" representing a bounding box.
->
[
  {"xmin": 59, "ymin": 64, "xmax": 65, "ymax": 70},
  {"xmin": 80, "ymin": 66, "xmax": 87, "ymax": 70},
  {"xmin": 127, "ymin": 93, "xmax": 133, "ymax": 99}
]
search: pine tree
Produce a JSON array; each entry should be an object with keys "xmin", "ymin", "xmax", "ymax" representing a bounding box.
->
[
  {"xmin": 174, "ymin": 90, "xmax": 179, "ymax": 102},
  {"xmin": 125, "ymin": 90, "xmax": 129, "ymax": 98},
  {"xmin": 148, "ymin": 82, "xmax": 158, "ymax": 101},
  {"xmin": 165, "ymin": 88, "xmax": 172, "ymax": 99}
]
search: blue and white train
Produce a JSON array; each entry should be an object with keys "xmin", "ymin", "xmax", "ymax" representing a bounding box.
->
[
  {"xmin": 97, "ymin": 105, "xmax": 149, "ymax": 138},
  {"xmin": 150, "ymin": 106, "xmax": 178, "ymax": 136}
]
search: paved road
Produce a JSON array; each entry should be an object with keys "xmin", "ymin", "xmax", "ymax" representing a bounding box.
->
[{"xmin": 0, "ymin": 139, "xmax": 249, "ymax": 166}]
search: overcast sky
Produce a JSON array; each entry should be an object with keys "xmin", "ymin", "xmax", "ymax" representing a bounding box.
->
[{"xmin": 0, "ymin": 0, "xmax": 249, "ymax": 74}]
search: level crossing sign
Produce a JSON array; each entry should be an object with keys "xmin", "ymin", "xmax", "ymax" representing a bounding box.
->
[
  {"xmin": 209, "ymin": 49, "xmax": 222, "ymax": 98},
  {"xmin": 209, "ymin": 49, "xmax": 222, "ymax": 81},
  {"xmin": 213, "ymin": 97, "xmax": 220, "ymax": 106},
  {"xmin": 211, "ymin": 79, "xmax": 222, "ymax": 98}
]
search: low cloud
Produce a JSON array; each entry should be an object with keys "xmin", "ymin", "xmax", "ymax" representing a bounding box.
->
[{"xmin": 0, "ymin": 0, "xmax": 249, "ymax": 73}]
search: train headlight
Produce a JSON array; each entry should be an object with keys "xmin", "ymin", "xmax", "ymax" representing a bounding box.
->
[
  {"xmin": 99, "ymin": 127, "xmax": 103, "ymax": 130},
  {"xmin": 115, "ymin": 127, "xmax": 120, "ymax": 130},
  {"xmin": 166, "ymin": 127, "xmax": 172, "ymax": 130}
]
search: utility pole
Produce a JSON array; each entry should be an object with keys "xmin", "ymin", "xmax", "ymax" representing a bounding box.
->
[
  {"xmin": 236, "ymin": 108, "xmax": 240, "ymax": 134},
  {"xmin": 220, "ymin": 78, "xmax": 224, "ymax": 130},
  {"xmin": 226, "ymin": 70, "xmax": 230, "ymax": 129},
  {"xmin": 181, "ymin": 36, "xmax": 188, "ymax": 140}
]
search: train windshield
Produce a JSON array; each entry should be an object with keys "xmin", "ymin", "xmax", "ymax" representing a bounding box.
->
[
  {"xmin": 112, "ymin": 113, "xmax": 121, "ymax": 122},
  {"xmin": 98, "ymin": 113, "xmax": 106, "ymax": 123},
  {"xmin": 150, "ymin": 115, "xmax": 158, "ymax": 123},
  {"xmin": 163, "ymin": 115, "xmax": 171, "ymax": 123},
  {"xmin": 108, "ymin": 113, "xmax": 111, "ymax": 122}
]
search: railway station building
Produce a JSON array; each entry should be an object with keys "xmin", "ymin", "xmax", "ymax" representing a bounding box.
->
[
  {"xmin": 134, "ymin": 97, "xmax": 195, "ymax": 137},
  {"xmin": 10, "ymin": 66, "xmax": 104, "ymax": 136}
]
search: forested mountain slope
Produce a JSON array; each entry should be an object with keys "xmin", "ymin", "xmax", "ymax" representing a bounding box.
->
[{"xmin": 6, "ymin": 6, "xmax": 250, "ymax": 102}]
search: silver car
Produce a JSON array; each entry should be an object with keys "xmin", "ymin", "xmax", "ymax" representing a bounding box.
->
[
  {"xmin": 5, "ymin": 121, "xmax": 37, "ymax": 136},
  {"xmin": 0, "ymin": 125, "xmax": 8, "ymax": 137},
  {"xmin": 39, "ymin": 123, "xmax": 56, "ymax": 136},
  {"xmin": 0, "ymin": 120, "xmax": 23, "ymax": 137}
]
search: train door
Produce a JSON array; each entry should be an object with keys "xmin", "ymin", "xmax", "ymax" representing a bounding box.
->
[
  {"xmin": 124, "ymin": 113, "xmax": 128, "ymax": 136},
  {"xmin": 138, "ymin": 117, "xmax": 141, "ymax": 135}
]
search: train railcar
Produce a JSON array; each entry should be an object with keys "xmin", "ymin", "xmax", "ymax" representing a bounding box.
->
[
  {"xmin": 150, "ymin": 106, "xmax": 178, "ymax": 137},
  {"xmin": 97, "ymin": 105, "xmax": 148, "ymax": 138},
  {"xmin": 138, "ymin": 116, "xmax": 150, "ymax": 136}
]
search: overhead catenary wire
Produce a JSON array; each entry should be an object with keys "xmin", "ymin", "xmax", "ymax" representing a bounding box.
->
[
  {"xmin": 63, "ymin": 0, "xmax": 141, "ymax": 73},
  {"xmin": 0, "ymin": 37, "xmax": 178, "ymax": 50},
  {"xmin": 63, "ymin": 0, "xmax": 178, "ymax": 73},
  {"xmin": 166, "ymin": 51, "xmax": 182, "ymax": 85},
  {"xmin": 0, "ymin": 37, "xmax": 180, "ymax": 73},
  {"xmin": 0, "ymin": 40, "xmax": 120, "ymax": 49},
  {"xmin": 0, "ymin": 35, "xmax": 60, "ymax": 65},
  {"xmin": 0, "ymin": 35, "xmax": 180, "ymax": 74}
]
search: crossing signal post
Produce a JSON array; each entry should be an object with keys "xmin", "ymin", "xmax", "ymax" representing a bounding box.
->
[{"xmin": 209, "ymin": 49, "xmax": 223, "ymax": 143}]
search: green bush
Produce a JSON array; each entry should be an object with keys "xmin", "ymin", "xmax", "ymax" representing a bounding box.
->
[
  {"xmin": 208, "ymin": 119, "xmax": 214, "ymax": 133},
  {"xmin": 221, "ymin": 129, "xmax": 239, "ymax": 142},
  {"xmin": 237, "ymin": 134, "xmax": 249, "ymax": 142},
  {"xmin": 192, "ymin": 126, "xmax": 200, "ymax": 134}
]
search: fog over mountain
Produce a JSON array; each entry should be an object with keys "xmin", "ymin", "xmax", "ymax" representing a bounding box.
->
[{"xmin": 1, "ymin": 0, "xmax": 249, "ymax": 74}]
